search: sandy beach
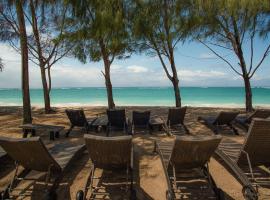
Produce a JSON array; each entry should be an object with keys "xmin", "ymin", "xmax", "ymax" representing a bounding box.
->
[{"xmin": 0, "ymin": 106, "xmax": 269, "ymax": 200}]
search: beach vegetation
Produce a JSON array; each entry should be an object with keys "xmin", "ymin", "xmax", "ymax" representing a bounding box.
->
[
  {"xmin": 131, "ymin": 0, "xmax": 186, "ymax": 107},
  {"xmin": 182, "ymin": 0, "xmax": 270, "ymax": 112},
  {"xmin": 0, "ymin": 0, "xmax": 32, "ymax": 123},
  {"xmin": 64, "ymin": 0, "xmax": 133, "ymax": 109}
]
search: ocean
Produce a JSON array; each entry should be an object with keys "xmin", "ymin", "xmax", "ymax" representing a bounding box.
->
[{"xmin": 0, "ymin": 87, "xmax": 269, "ymax": 107}]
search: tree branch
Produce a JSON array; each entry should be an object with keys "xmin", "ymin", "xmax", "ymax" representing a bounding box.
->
[
  {"xmin": 250, "ymin": 43, "xmax": 270, "ymax": 78},
  {"xmin": 198, "ymin": 39, "xmax": 242, "ymax": 76}
]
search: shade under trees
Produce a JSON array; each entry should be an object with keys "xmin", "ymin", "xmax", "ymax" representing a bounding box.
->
[
  {"xmin": 183, "ymin": 0, "xmax": 270, "ymax": 112},
  {"xmin": 65, "ymin": 0, "xmax": 132, "ymax": 109}
]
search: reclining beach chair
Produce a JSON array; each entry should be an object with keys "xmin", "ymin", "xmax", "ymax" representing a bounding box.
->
[
  {"xmin": 65, "ymin": 109, "xmax": 97, "ymax": 136},
  {"xmin": 235, "ymin": 110, "xmax": 270, "ymax": 131},
  {"xmin": 156, "ymin": 135, "xmax": 223, "ymax": 200},
  {"xmin": 106, "ymin": 109, "xmax": 130, "ymax": 136},
  {"xmin": 215, "ymin": 118, "xmax": 270, "ymax": 200},
  {"xmin": 163, "ymin": 107, "xmax": 189, "ymax": 135},
  {"xmin": 0, "ymin": 136, "xmax": 84, "ymax": 200},
  {"xmin": 198, "ymin": 111, "xmax": 239, "ymax": 135},
  {"xmin": 131, "ymin": 111, "xmax": 150, "ymax": 134},
  {"xmin": 76, "ymin": 135, "xmax": 135, "ymax": 200}
]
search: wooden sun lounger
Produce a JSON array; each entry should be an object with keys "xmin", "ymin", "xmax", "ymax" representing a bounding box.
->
[
  {"xmin": 214, "ymin": 118, "xmax": 270, "ymax": 200},
  {"xmin": 0, "ymin": 136, "xmax": 85, "ymax": 199},
  {"xmin": 235, "ymin": 110, "xmax": 270, "ymax": 131},
  {"xmin": 65, "ymin": 109, "xmax": 97, "ymax": 136},
  {"xmin": 131, "ymin": 111, "xmax": 151, "ymax": 134},
  {"xmin": 106, "ymin": 109, "xmax": 130, "ymax": 136},
  {"xmin": 156, "ymin": 135, "xmax": 223, "ymax": 200},
  {"xmin": 198, "ymin": 111, "xmax": 239, "ymax": 135},
  {"xmin": 163, "ymin": 107, "xmax": 189, "ymax": 135},
  {"xmin": 76, "ymin": 135, "xmax": 135, "ymax": 200}
]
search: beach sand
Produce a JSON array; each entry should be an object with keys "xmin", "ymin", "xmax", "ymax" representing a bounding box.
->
[{"xmin": 0, "ymin": 106, "xmax": 269, "ymax": 199}]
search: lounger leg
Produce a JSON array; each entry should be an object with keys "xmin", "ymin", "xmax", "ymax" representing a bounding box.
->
[
  {"xmin": 66, "ymin": 125, "xmax": 74, "ymax": 137},
  {"xmin": 23, "ymin": 129, "xmax": 29, "ymax": 138}
]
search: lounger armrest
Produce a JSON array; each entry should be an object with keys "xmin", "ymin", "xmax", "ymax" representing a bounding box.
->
[
  {"xmin": 214, "ymin": 149, "xmax": 252, "ymax": 188},
  {"xmin": 155, "ymin": 140, "xmax": 174, "ymax": 195}
]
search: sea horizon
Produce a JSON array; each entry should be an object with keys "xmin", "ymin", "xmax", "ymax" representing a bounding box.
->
[{"xmin": 0, "ymin": 86, "xmax": 270, "ymax": 108}]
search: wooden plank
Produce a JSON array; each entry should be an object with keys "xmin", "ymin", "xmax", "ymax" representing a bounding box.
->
[{"xmin": 19, "ymin": 124, "xmax": 65, "ymax": 132}]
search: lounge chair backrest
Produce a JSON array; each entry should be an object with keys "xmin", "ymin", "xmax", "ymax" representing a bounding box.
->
[
  {"xmin": 107, "ymin": 109, "xmax": 126, "ymax": 128},
  {"xmin": 66, "ymin": 109, "xmax": 87, "ymax": 127},
  {"xmin": 84, "ymin": 135, "xmax": 132, "ymax": 169},
  {"xmin": 0, "ymin": 137, "xmax": 61, "ymax": 172},
  {"xmin": 246, "ymin": 110, "xmax": 270, "ymax": 123},
  {"xmin": 171, "ymin": 135, "xmax": 222, "ymax": 169},
  {"xmin": 167, "ymin": 107, "xmax": 187, "ymax": 126},
  {"xmin": 237, "ymin": 118, "xmax": 270, "ymax": 166},
  {"xmin": 214, "ymin": 111, "xmax": 239, "ymax": 125},
  {"xmin": 132, "ymin": 111, "xmax": 150, "ymax": 126}
]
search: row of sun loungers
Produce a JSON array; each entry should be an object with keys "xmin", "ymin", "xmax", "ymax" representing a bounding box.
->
[
  {"xmin": 65, "ymin": 107, "xmax": 189, "ymax": 136},
  {"xmin": 66, "ymin": 108, "xmax": 270, "ymax": 136},
  {"xmin": 1, "ymin": 118, "xmax": 269, "ymax": 199},
  {"xmin": 0, "ymin": 109, "xmax": 270, "ymax": 199}
]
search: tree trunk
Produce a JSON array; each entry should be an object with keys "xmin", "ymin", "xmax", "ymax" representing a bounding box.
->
[
  {"xmin": 172, "ymin": 77, "xmax": 181, "ymax": 107},
  {"xmin": 16, "ymin": 0, "xmax": 32, "ymax": 124},
  {"xmin": 40, "ymin": 66, "xmax": 51, "ymax": 114},
  {"xmin": 243, "ymin": 76, "xmax": 253, "ymax": 112},
  {"xmin": 169, "ymin": 51, "xmax": 181, "ymax": 107},
  {"xmin": 104, "ymin": 60, "xmax": 115, "ymax": 109},
  {"xmin": 29, "ymin": 0, "xmax": 51, "ymax": 114}
]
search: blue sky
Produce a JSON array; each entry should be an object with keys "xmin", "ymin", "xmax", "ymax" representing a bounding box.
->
[{"xmin": 0, "ymin": 36, "xmax": 269, "ymax": 88}]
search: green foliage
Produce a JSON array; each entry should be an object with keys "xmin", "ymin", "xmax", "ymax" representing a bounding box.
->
[
  {"xmin": 182, "ymin": 0, "xmax": 270, "ymax": 43},
  {"xmin": 64, "ymin": 0, "xmax": 132, "ymax": 63},
  {"xmin": 131, "ymin": 0, "xmax": 186, "ymax": 57}
]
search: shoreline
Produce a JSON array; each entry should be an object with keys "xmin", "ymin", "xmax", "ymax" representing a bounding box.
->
[{"xmin": 1, "ymin": 104, "xmax": 270, "ymax": 109}]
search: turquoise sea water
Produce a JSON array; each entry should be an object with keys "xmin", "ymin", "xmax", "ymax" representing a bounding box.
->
[{"xmin": 0, "ymin": 87, "xmax": 269, "ymax": 107}]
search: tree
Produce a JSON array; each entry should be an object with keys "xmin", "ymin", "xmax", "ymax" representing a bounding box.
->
[
  {"xmin": 132, "ymin": 0, "xmax": 186, "ymax": 107},
  {"xmin": 66, "ymin": 0, "xmax": 132, "ymax": 109},
  {"xmin": 0, "ymin": 0, "xmax": 32, "ymax": 123},
  {"xmin": 183, "ymin": 0, "xmax": 270, "ymax": 112},
  {"xmin": 16, "ymin": 0, "xmax": 32, "ymax": 123},
  {"xmin": 26, "ymin": 0, "xmax": 72, "ymax": 113},
  {"xmin": 1, "ymin": 1, "xmax": 72, "ymax": 114}
]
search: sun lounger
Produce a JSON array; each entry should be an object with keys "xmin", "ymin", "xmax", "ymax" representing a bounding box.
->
[
  {"xmin": 65, "ymin": 109, "xmax": 97, "ymax": 136},
  {"xmin": 76, "ymin": 135, "xmax": 135, "ymax": 200},
  {"xmin": 163, "ymin": 107, "xmax": 189, "ymax": 135},
  {"xmin": 198, "ymin": 111, "xmax": 239, "ymax": 135},
  {"xmin": 215, "ymin": 118, "xmax": 270, "ymax": 200},
  {"xmin": 156, "ymin": 135, "xmax": 223, "ymax": 199},
  {"xmin": 106, "ymin": 109, "xmax": 130, "ymax": 136},
  {"xmin": 0, "ymin": 136, "xmax": 84, "ymax": 199},
  {"xmin": 131, "ymin": 111, "xmax": 150, "ymax": 134},
  {"xmin": 235, "ymin": 110, "xmax": 270, "ymax": 131}
]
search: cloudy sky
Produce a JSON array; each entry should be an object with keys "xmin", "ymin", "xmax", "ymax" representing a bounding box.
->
[{"xmin": 0, "ymin": 37, "xmax": 269, "ymax": 88}]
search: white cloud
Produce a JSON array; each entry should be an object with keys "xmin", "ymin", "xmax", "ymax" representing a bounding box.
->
[
  {"xmin": 127, "ymin": 65, "xmax": 148, "ymax": 73},
  {"xmin": 178, "ymin": 69, "xmax": 226, "ymax": 80},
  {"xmin": 199, "ymin": 53, "xmax": 216, "ymax": 59},
  {"xmin": 0, "ymin": 43, "xmax": 269, "ymax": 88}
]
